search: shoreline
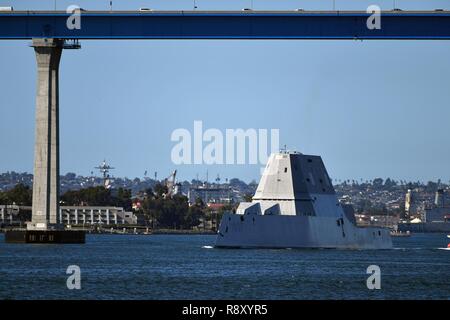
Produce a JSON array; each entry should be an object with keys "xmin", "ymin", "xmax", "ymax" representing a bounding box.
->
[{"xmin": 0, "ymin": 228, "xmax": 216, "ymax": 236}]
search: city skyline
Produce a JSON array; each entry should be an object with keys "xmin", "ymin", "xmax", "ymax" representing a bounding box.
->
[{"xmin": 1, "ymin": 169, "xmax": 450, "ymax": 186}]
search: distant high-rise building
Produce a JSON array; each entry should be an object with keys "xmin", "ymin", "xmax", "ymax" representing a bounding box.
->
[
  {"xmin": 435, "ymin": 189, "xmax": 445, "ymax": 208},
  {"xmin": 405, "ymin": 189, "xmax": 418, "ymax": 217}
]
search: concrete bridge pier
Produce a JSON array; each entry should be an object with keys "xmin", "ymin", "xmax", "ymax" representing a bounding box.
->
[
  {"xmin": 27, "ymin": 38, "xmax": 63, "ymax": 230},
  {"xmin": 5, "ymin": 38, "xmax": 85, "ymax": 243},
  {"xmin": 5, "ymin": 39, "xmax": 85, "ymax": 243}
]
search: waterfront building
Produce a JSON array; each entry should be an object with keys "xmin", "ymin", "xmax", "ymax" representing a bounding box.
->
[
  {"xmin": 398, "ymin": 189, "xmax": 450, "ymax": 233},
  {"xmin": 188, "ymin": 184, "xmax": 233, "ymax": 205},
  {"xmin": 1, "ymin": 205, "xmax": 140, "ymax": 226},
  {"xmin": 424, "ymin": 189, "xmax": 450, "ymax": 223},
  {"xmin": 0, "ymin": 204, "xmax": 26, "ymax": 225},
  {"xmin": 59, "ymin": 206, "xmax": 140, "ymax": 226}
]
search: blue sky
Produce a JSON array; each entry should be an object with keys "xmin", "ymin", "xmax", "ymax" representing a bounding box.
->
[{"xmin": 1, "ymin": 0, "xmax": 450, "ymax": 183}]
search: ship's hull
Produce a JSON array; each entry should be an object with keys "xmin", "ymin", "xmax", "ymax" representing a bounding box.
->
[{"xmin": 215, "ymin": 213, "xmax": 392, "ymax": 249}]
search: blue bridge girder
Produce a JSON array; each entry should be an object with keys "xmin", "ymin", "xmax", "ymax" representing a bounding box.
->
[{"xmin": 1, "ymin": 10, "xmax": 450, "ymax": 40}]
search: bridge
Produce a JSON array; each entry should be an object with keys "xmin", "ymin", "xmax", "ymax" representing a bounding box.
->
[
  {"xmin": 1, "ymin": 10, "xmax": 450, "ymax": 39},
  {"xmin": 1, "ymin": 10, "xmax": 450, "ymax": 239}
]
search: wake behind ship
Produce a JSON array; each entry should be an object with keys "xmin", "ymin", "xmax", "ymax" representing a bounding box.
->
[{"xmin": 215, "ymin": 151, "xmax": 392, "ymax": 249}]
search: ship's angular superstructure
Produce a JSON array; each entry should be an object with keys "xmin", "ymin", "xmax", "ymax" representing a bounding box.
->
[{"xmin": 215, "ymin": 151, "xmax": 392, "ymax": 249}]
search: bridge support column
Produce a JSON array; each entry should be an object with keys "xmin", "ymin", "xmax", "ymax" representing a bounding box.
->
[
  {"xmin": 28, "ymin": 38, "xmax": 63, "ymax": 230},
  {"xmin": 4, "ymin": 39, "xmax": 85, "ymax": 243}
]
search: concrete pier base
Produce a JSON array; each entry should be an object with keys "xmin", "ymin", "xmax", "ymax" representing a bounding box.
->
[{"xmin": 5, "ymin": 230, "xmax": 85, "ymax": 244}]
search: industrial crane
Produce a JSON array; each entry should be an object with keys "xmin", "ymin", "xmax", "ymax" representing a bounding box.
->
[{"xmin": 164, "ymin": 170, "xmax": 180, "ymax": 197}]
